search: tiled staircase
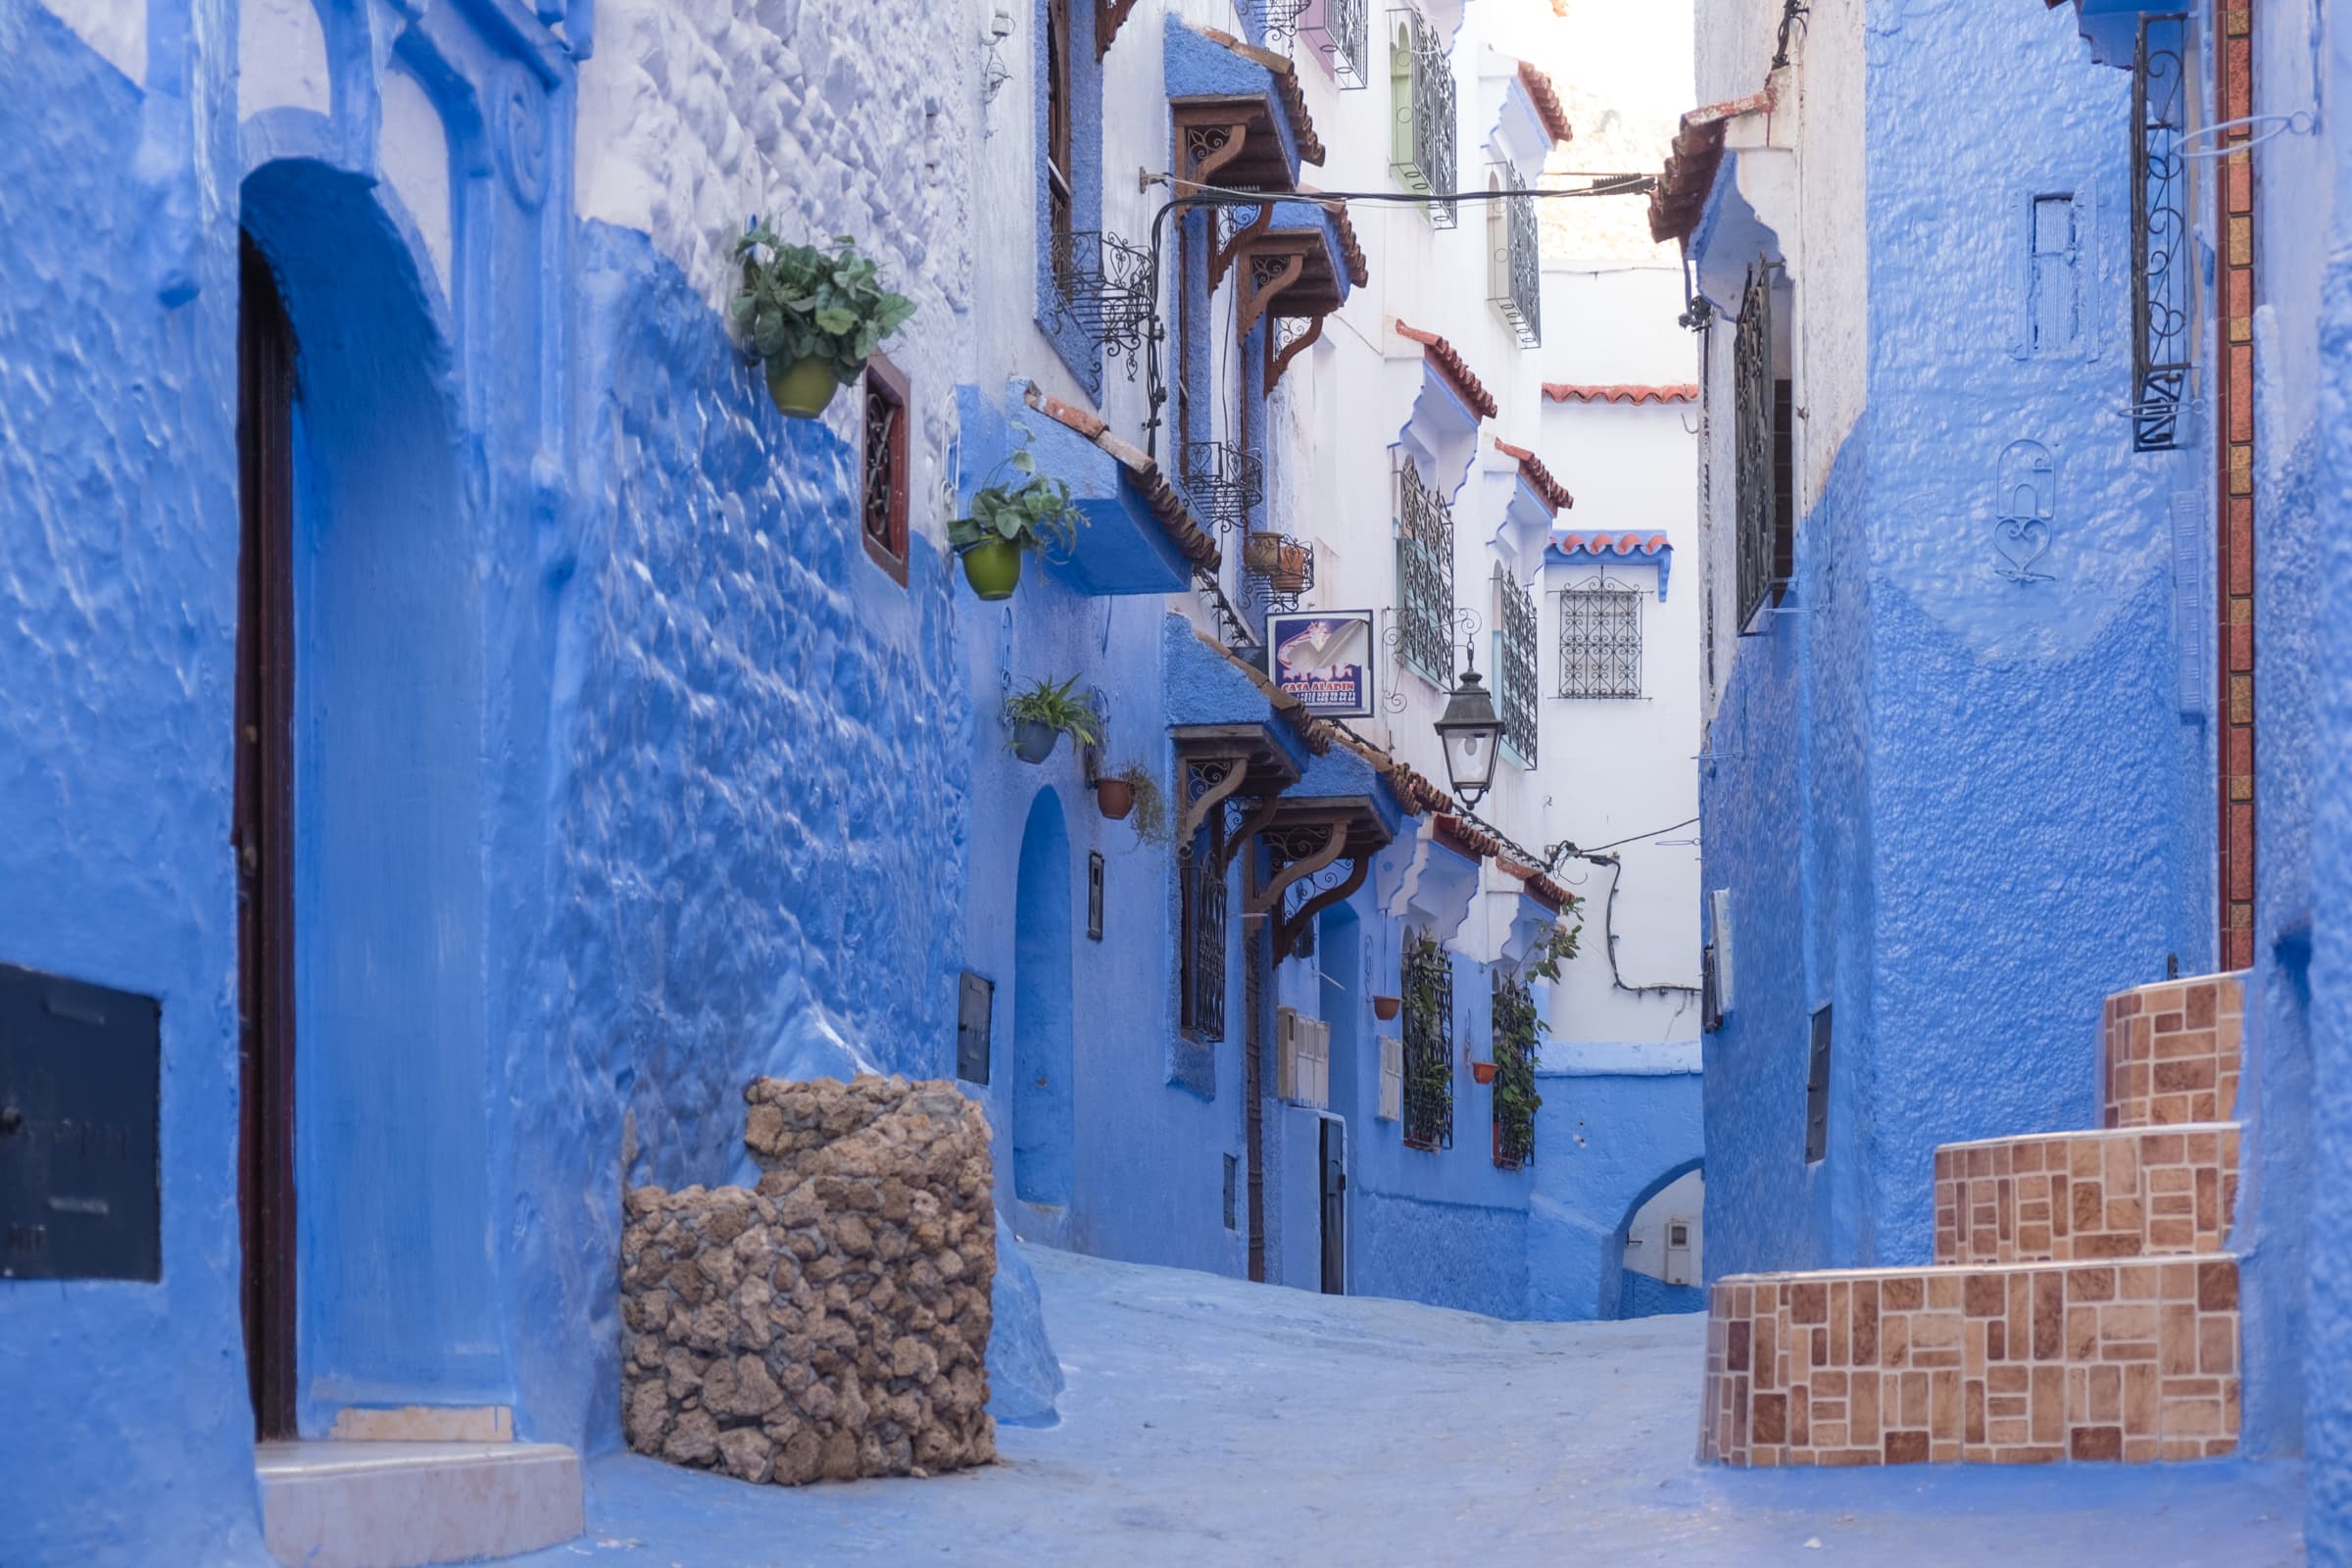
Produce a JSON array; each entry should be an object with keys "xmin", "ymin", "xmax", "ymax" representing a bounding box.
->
[{"xmin": 1698, "ymin": 973, "xmax": 2246, "ymax": 1466}]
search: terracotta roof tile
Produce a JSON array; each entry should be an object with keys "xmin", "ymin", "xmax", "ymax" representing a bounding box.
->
[
  {"xmin": 1556, "ymin": 531, "xmax": 1671, "ymax": 556},
  {"xmin": 1022, "ymin": 385, "xmax": 1221, "ymax": 571},
  {"xmin": 1494, "ymin": 855, "xmax": 1580, "ymax": 913},
  {"xmin": 1647, "ymin": 88, "xmax": 1775, "ymax": 246},
  {"xmin": 1494, "ymin": 438, "xmax": 1575, "ymax": 514},
  {"xmin": 1436, "ymin": 812, "xmax": 1503, "ymax": 862},
  {"xmin": 1395, "ymin": 321, "xmax": 1499, "ymax": 419},
  {"xmin": 1543, "ymin": 382, "xmax": 1699, "ymax": 405},
  {"xmin": 1518, "ymin": 63, "xmax": 1574, "ymax": 146},
  {"xmin": 1199, "ymin": 26, "xmax": 1326, "ymax": 168},
  {"xmin": 1329, "ymin": 201, "xmax": 1368, "ymax": 287}
]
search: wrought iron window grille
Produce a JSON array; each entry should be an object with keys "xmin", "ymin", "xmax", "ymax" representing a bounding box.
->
[
  {"xmin": 1557, "ymin": 576, "xmax": 1642, "ymax": 700},
  {"xmin": 1733, "ymin": 262, "xmax": 1792, "ymax": 632},
  {"xmin": 1307, "ymin": 0, "xmax": 1371, "ymax": 89},
  {"xmin": 1243, "ymin": 531, "xmax": 1316, "ymax": 613},
  {"xmin": 859, "ymin": 353, "xmax": 910, "ymax": 584},
  {"xmin": 1240, "ymin": 0, "xmax": 1311, "ymax": 47},
  {"xmin": 1393, "ymin": 458, "xmax": 1456, "ymax": 686},
  {"xmin": 2131, "ymin": 15, "xmax": 2192, "ymax": 454},
  {"xmin": 1491, "ymin": 973, "xmax": 1539, "ymax": 1170},
  {"xmin": 1401, "ymin": 932, "xmax": 1454, "ymax": 1152},
  {"xmin": 1049, "ymin": 228, "xmax": 1157, "ymax": 378},
  {"xmin": 1181, "ymin": 440, "xmax": 1265, "ymax": 533},
  {"xmin": 1494, "ymin": 564, "xmax": 1538, "ymax": 760},
  {"xmin": 1179, "ymin": 817, "xmax": 1229, "ymax": 1042},
  {"xmin": 1389, "ymin": 8, "xmax": 1457, "ymax": 228},
  {"xmin": 1487, "ymin": 164, "xmax": 1541, "ymax": 348}
]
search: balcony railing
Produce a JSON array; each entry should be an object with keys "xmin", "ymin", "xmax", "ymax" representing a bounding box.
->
[
  {"xmin": 1307, "ymin": 0, "xmax": 1371, "ymax": 90},
  {"xmin": 1488, "ymin": 165, "xmax": 1541, "ymax": 347},
  {"xmin": 1389, "ymin": 9, "xmax": 1457, "ymax": 227},
  {"xmin": 1049, "ymin": 228, "xmax": 1156, "ymax": 378},
  {"xmin": 1240, "ymin": 0, "xmax": 1311, "ymax": 46},
  {"xmin": 1181, "ymin": 440, "xmax": 1265, "ymax": 533},
  {"xmin": 1244, "ymin": 531, "xmax": 1316, "ymax": 613},
  {"xmin": 1394, "ymin": 459, "xmax": 1456, "ymax": 685}
]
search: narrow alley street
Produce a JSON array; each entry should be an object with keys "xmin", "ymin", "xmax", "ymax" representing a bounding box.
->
[{"xmin": 523, "ymin": 1247, "xmax": 2303, "ymax": 1567}]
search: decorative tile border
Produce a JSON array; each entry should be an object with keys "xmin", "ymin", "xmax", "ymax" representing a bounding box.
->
[
  {"xmin": 1934, "ymin": 1125, "xmax": 2238, "ymax": 1264},
  {"xmin": 2101, "ymin": 974, "xmax": 2243, "ymax": 1128},
  {"xmin": 1698, "ymin": 1258, "xmax": 2240, "ymax": 1466}
]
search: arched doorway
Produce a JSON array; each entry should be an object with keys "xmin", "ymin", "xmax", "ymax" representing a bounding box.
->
[
  {"xmin": 1611, "ymin": 1158, "xmax": 1706, "ymax": 1319},
  {"xmin": 237, "ymin": 159, "xmax": 499, "ymax": 1435},
  {"xmin": 1316, "ymin": 903, "xmax": 1363, "ymax": 1294},
  {"xmin": 1012, "ymin": 789, "xmax": 1074, "ymax": 1207}
]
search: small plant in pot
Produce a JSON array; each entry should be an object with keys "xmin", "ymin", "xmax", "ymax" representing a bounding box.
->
[
  {"xmin": 731, "ymin": 223, "xmax": 915, "ymax": 418},
  {"xmin": 948, "ymin": 437, "xmax": 1088, "ymax": 601},
  {"xmin": 1004, "ymin": 676, "xmax": 1102, "ymax": 765},
  {"xmin": 1095, "ymin": 761, "xmax": 1170, "ymax": 842}
]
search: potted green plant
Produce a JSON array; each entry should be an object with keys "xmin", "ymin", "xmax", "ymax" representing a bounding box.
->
[
  {"xmin": 731, "ymin": 223, "xmax": 915, "ymax": 418},
  {"xmin": 1095, "ymin": 761, "xmax": 1169, "ymax": 842},
  {"xmin": 949, "ymin": 439, "xmax": 1087, "ymax": 600},
  {"xmin": 1004, "ymin": 676, "xmax": 1102, "ymax": 764}
]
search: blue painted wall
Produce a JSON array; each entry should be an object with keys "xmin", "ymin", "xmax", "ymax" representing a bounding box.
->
[
  {"xmin": 1527, "ymin": 1071, "xmax": 1703, "ymax": 1320},
  {"xmin": 1702, "ymin": 0, "xmax": 2211, "ymax": 1286}
]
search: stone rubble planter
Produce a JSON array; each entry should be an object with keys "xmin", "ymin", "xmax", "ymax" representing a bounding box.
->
[{"xmin": 621, "ymin": 1074, "xmax": 997, "ymax": 1486}]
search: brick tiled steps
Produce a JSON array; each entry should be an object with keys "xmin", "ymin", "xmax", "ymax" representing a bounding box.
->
[{"xmin": 1698, "ymin": 971, "xmax": 2248, "ymax": 1468}]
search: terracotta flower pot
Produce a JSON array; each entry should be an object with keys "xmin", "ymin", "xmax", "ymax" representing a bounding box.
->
[
  {"xmin": 765, "ymin": 355, "xmax": 840, "ymax": 417},
  {"xmin": 1095, "ymin": 778, "xmax": 1137, "ymax": 820},
  {"xmin": 1010, "ymin": 720, "xmax": 1060, "ymax": 764},
  {"xmin": 959, "ymin": 537, "xmax": 1025, "ymax": 600},
  {"xmin": 1243, "ymin": 531, "xmax": 1286, "ymax": 573},
  {"xmin": 1471, "ymin": 1060, "xmax": 1498, "ymax": 1085},
  {"xmin": 1372, "ymin": 995, "xmax": 1401, "ymax": 1022},
  {"xmin": 1269, "ymin": 543, "xmax": 1310, "ymax": 592}
]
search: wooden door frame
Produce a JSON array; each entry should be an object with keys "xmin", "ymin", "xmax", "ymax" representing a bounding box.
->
[{"xmin": 236, "ymin": 231, "xmax": 299, "ymax": 1442}]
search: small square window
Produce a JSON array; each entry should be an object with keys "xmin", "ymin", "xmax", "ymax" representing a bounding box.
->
[{"xmin": 859, "ymin": 352, "xmax": 909, "ymax": 585}]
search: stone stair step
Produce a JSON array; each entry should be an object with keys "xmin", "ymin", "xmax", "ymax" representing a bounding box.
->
[
  {"xmin": 1699, "ymin": 1256, "xmax": 2239, "ymax": 1467},
  {"xmin": 2102, "ymin": 972, "xmax": 2244, "ymax": 1128},
  {"xmin": 256, "ymin": 1440, "xmax": 582, "ymax": 1568},
  {"xmin": 1934, "ymin": 1123, "xmax": 2239, "ymax": 1265}
]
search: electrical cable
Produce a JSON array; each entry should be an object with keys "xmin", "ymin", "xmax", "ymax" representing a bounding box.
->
[{"xmin": 1567, "ymin": 816, "xmax": 1699, "ymax": 857}]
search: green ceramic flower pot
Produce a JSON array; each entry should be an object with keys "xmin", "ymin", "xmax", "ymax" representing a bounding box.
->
[
  {"xmin": 765, "ymin": 356, "xmax": 840, "ymax": 418},
  {"xmin": 959, "ymin": 537, "xmax": 1025, "ymax": 600}
]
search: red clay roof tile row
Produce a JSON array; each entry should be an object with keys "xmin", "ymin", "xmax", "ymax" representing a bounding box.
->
[
  {"xmin": 1493, "ymin": 438, "xmax": 1576, "ymax": 514},
  {"xmin": 1395, "ymin": 321, "xmax": 1500, "ymax": 419},
  {"xmin": 1022, "ymin": 385, "xmax": 1221, "ymax": 570},
  {"xmin": 1517, "ymin": 63, "xmax": 1575, "ymax": 146},
  {"xmin": 1543, "ymin": 383, "xmax": 1699, "ymax": 405},
  {"xmin": 1198, "ymin": 26, "xmax": 1326, "ymax": 168},
  {"xmin": 1647, "ymin": 88, "xmax": 1775, "ymax": 246},
  {"xmin": 1556, "ymin": 531, "xmax": 1671, "ymax": 556}
]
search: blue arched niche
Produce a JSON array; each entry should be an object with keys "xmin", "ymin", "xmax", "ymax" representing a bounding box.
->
[
  {"xmin": 1012, "ymin": 789, "xmax": 1075, "ymax": 1206},
  {"xmin": 242, "ymin": 156, "xmax": 506, "ymax": 1420}
]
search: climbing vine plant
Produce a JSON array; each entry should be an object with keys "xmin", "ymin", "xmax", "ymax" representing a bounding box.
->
[
  {"xmin": 1401, "ymin": 932, "xmax": 1454, "ymax": 1152},
  {"xmin": 1491, "ymin": 972, "xmax": 1543, "ymax": 1170}
]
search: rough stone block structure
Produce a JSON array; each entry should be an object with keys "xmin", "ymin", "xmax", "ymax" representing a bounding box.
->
[{"xmin": 621, "ymin": 1075, "xmax": 997, "ymax": 1485}]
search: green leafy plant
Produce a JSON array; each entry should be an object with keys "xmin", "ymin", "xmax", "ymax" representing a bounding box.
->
[
  {"xmin": 1114, "ymin": 761, "xmax": 1170, "ymax": 845},
  {"xmin": 1521, "ymin": 918, "xmax": 1583, "ymax": 984},
  {"xmin": 1004, "ymin": 676, "xmax": 1104, "ymax": 750},
  {"xmin": 730, "ymin": 224, "xmax": 915, "ymax": 383},
  {"xmin": 949, "ymin": 435, "xmax": 1087, "ymax": 560},
  {"xmin": 1491, "ymin": 972, "xmax": 1544, "ymax": 1168}
]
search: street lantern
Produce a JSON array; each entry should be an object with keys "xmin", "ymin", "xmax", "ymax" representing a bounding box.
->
[{"xmin": 1435, "ymin": 652, "xmax": 1504, "ymax": 807}]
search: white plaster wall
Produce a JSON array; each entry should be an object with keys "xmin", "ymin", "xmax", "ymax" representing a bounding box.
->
[
  {"xmin": 574, "ymin": 0, "xmax": 976, "ymax": 548},
  {"xmin": 239, "ymin": 0, "xmax": 329, "ymax": 121},
  {"xmin": 38, "ymin": 0, "xmax": 143, "ymax": 85},
  {"xmin": 1623, "ymin": 1165, "xmax": 1703, "ymax": 1283},
  {"xmin": 377, "ymin": 67, "xmax": 450, "ymax": 298},
  {"xmin": 1535, "ymin": 264, "xmax": 1702, "ymax": 1065}
]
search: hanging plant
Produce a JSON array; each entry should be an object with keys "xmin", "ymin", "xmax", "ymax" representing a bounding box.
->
[
  {"xmin": 731, "ymin": 223, "xmax": 915, "ymax": 418},
  {"xmin": 948, "ymin": 433, "xmax": 1088, "ymax": 600},
  {"xmin": 1096, "ymin": 761, "xmax": 1170, "ymax": 843},
  {"xmin": 1522, "ymin": 918, "xmax": 1583, "ymax": 984},
  {"xmin": 1004, "ymin": 675, "xmax": 1103, "ymax": 764}
]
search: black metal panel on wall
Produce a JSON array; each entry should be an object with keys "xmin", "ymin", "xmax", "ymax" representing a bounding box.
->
[{"xmin": 0, "ymin": 962, "xmax": 162, "ymax": 1281}]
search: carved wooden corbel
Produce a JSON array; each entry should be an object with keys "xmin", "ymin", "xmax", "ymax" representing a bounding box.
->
[
  {"xmin": 1236, "ymin": 248, "xmax": 1305, "ymax": 341},
  {"xmin": 1264, "ymin": 312, "xmax": 1326, "ymax": 395},
  {"xmin": 1209, "ymin": 201, "xmax": 1277, "ymax": 293}
]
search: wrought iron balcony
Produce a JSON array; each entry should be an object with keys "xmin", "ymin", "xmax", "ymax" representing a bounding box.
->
[
  {"xmin": 1308, "ymin": 0, "xmax": 1372, "ymax": 90},
  {"xmin": 1388, "ymin": 9, "xmax": 1457, "ymax": 227},
  {"xmin": 1243, "ymin": 531, "xmax": 1316, "ymax": 613},
  {"xmin": 1049, "ymin": 228, "xmax": 1156, "ymax": 377},
  {"xmin": 1181, "ymin": 440, "xmax": 1265, "ymax": 533},
  {"xmin": 1488, "ymin": 165, "xmax": 1541, "ymax": 348},
  {"xmin": 1394, "ymin": 459, "xmax": 1456, "ymax": 684}
]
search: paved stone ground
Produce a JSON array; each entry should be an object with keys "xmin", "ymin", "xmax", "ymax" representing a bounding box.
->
[{"xmin": 519, "ymin": 1246, "xmax": 2305, "ymax": 1566}]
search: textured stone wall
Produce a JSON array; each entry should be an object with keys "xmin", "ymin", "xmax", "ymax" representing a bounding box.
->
[{"xmin": 622, "ymin": 1076, "xmax": 996, "ymax": 1485}]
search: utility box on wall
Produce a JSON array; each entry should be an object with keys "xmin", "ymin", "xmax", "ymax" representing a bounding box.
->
[{"xmin": 0, "ymin": 962, "xmax": 162, "ymax": 1281}]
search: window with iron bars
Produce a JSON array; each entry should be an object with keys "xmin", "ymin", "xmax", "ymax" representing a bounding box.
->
[
  {"xmin": 2131, "ymin": 14, "xmax": 2192, "ymax": 453},
  {"xmin": 1309, "ymin": 0, "xmax": 1371, "ymax": 89},
  {"xmin": 1733, "ymin": 263, "xmax": 1792, "ymax": 632},
  {"xmin": 1179, "ymin": 825, "xmax": 1228, "ymax": 1042},
  {"xmin": 1487, "ymin": 165, "xmax": 1540, "ymax": 347},
  {"xmin": 1558, "ymin": 578, "xmax": 1642, "ymax": 699},
  {"xmin": 1395, "ymin": 459, "xmax": 1455, "ymax": 686},
  {"xmin": 1490, "ymin": 973, "xmax": 1539, "ymax": 1170},
  {"xmin": 1388, "ymin": 8, "xmax": 1456, "ymax": 227},
  {"xmin": 1494, "ymin": 565, "xmax": 1539, "ymax": 761},
  {"xmin": 859, "ymin": 352, "xmax": 909, "ymax": 585},
  {"xmin": 1401, "ymin": 932, "xmax": 1453, "ymax": 1151}
]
